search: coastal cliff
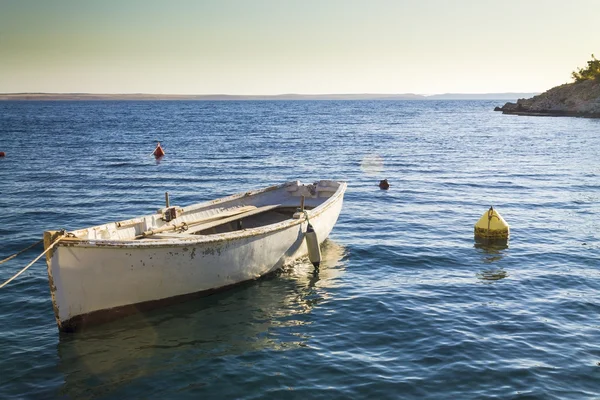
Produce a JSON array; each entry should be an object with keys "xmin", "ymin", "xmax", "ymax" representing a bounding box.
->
[{"xmin": 495, "ymin": 79, "xmax": 600, "ymax": 118}]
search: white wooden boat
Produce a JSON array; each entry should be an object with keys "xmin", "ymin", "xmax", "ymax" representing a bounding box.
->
[{"xmin": 43, "ymin": 180, "xmax": 346, "ymax": 332}]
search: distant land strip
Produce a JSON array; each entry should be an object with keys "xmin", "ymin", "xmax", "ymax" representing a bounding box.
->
[{"xmin": 0, "ymin": 92, "xmax": 539, "ymax": 101}]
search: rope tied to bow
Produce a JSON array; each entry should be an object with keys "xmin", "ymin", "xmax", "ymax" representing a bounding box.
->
[{"xmin": 0, "ymin": 232, "xmax": 66, "ymax": 289}]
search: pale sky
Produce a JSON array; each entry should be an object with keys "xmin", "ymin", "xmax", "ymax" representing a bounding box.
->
[{"xmin": 1, "ymin": 0, "xmax": 598, "ymax": 95}]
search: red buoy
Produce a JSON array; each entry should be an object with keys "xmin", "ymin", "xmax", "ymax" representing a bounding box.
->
[
  {"xmin": 153, "ymin": 143, "xmax": 165, "ymax": 158},
  {"xmin": 0, "ymin": 152, "xmax": 5, "ymax": 157},
  {"xmin": 379, "ymin": 179, "xmax": 389, "ymax": 190}
]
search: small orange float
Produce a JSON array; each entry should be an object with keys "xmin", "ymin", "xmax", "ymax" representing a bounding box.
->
[
  {"xmin": 153, "ymin": 143, "xmax": 165, "ymax": 158},
  {"xmin": 0, "ymin": 151, "xmax": 5, "ymax": 157}
]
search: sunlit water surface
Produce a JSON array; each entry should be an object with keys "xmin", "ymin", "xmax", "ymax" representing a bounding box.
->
[{"xmin": 1, "ymin": 100, "xmax": 599, "ymax": 399}]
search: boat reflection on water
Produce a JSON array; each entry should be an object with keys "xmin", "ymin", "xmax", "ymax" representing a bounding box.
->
[
  {"xmin": 474, "ymin": 239, "xmax": 509, "ymax": 282},
  {"xmin": 56, "ymin": 240, "xmax": 347, "ymax": 398}
]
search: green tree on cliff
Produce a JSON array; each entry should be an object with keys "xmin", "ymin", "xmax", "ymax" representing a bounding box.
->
[{"xmin": 572, "ymin": 54, "xmax": 600, "ymax": 82}]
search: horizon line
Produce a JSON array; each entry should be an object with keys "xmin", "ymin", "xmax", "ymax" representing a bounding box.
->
[{"xmin": 0, "ymin": 91, "xmax": 540, "ymax": 96}]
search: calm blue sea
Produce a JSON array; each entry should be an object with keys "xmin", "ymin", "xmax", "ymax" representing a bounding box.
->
[{"xmin": 1, "ymin": 100, "xmax": 599, "ymax": 399}]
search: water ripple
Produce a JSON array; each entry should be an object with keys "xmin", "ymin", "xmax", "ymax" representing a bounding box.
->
[{"xmin": 1, "ymin": 100, "xmax": 599, "ymax": 399}]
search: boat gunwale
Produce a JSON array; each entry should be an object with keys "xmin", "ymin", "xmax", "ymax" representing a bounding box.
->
[{"xmin": 53, "ymin": 180, "xmax": 347, "ymax": 248}]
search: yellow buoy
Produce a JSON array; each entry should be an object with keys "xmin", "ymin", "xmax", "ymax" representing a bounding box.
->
[{"xmin": 474, "ymin": 206, "xmax": 510, "ymax": 241}]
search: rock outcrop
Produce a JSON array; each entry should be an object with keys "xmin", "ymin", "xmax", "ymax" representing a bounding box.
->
[{"xmin": 495, "ymin": 79, "xmax": 600, "ymax": 118}]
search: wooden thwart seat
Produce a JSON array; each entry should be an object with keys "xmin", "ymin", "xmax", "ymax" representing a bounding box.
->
[
  {"xmin": 183, "ymin": 204, "xmax": 281, "ymax": 235},
  {"xmin": 135, "ymin": 205, "xmax": 257, "ymax": 239},
  {"xmin": 142, "ymin": 204, "xmax": 281, "ymax": 239}
]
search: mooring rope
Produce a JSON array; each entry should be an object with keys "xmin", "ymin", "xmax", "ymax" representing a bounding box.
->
[
  {"xmin": 0, "ymin": 239, "xmax": 43, "ymax": 265},
  {"xmin": 302, "ymin": 210, "xmax": 311, "ymax": 226},
  {"xmin": 0, "ymin": 237, "xmax": 63, "ymax": 289},
  {"xmin": 487, "ymin": 206, "xmax": 499, "ymax": 231}
]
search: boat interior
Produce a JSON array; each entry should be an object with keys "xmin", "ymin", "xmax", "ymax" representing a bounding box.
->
[
  {"xmin": 147, "ymin": 206, "xmax": 314, "ymax": 239},
  {"xmin": 63, "ymin": 180, "xmax": 341, "ymax": 242}
]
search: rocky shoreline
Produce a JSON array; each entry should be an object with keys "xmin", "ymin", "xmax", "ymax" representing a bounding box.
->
[{"xmin": 495, "ymin": 79, "xmax": 600, "ymax": 118}]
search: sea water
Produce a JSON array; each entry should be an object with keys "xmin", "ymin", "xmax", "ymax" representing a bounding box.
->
[{"xmin": 0, "ymin": 100, "xmax": 599, "ymax": 399}]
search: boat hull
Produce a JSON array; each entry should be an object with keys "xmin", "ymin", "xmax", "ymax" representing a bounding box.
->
[{"xmin": 45, "ymin": 182, "xmax": 345, "ymax": 331}]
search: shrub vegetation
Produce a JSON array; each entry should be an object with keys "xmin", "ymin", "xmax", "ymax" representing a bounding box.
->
[{"xmin": 572, "ymin": 54, "xmax": 600, "ymax": 82}]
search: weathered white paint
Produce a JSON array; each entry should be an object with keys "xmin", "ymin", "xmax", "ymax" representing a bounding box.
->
[{"xmin": 44, "ymin": 180, "xmax": 346, "ymax": 331}]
